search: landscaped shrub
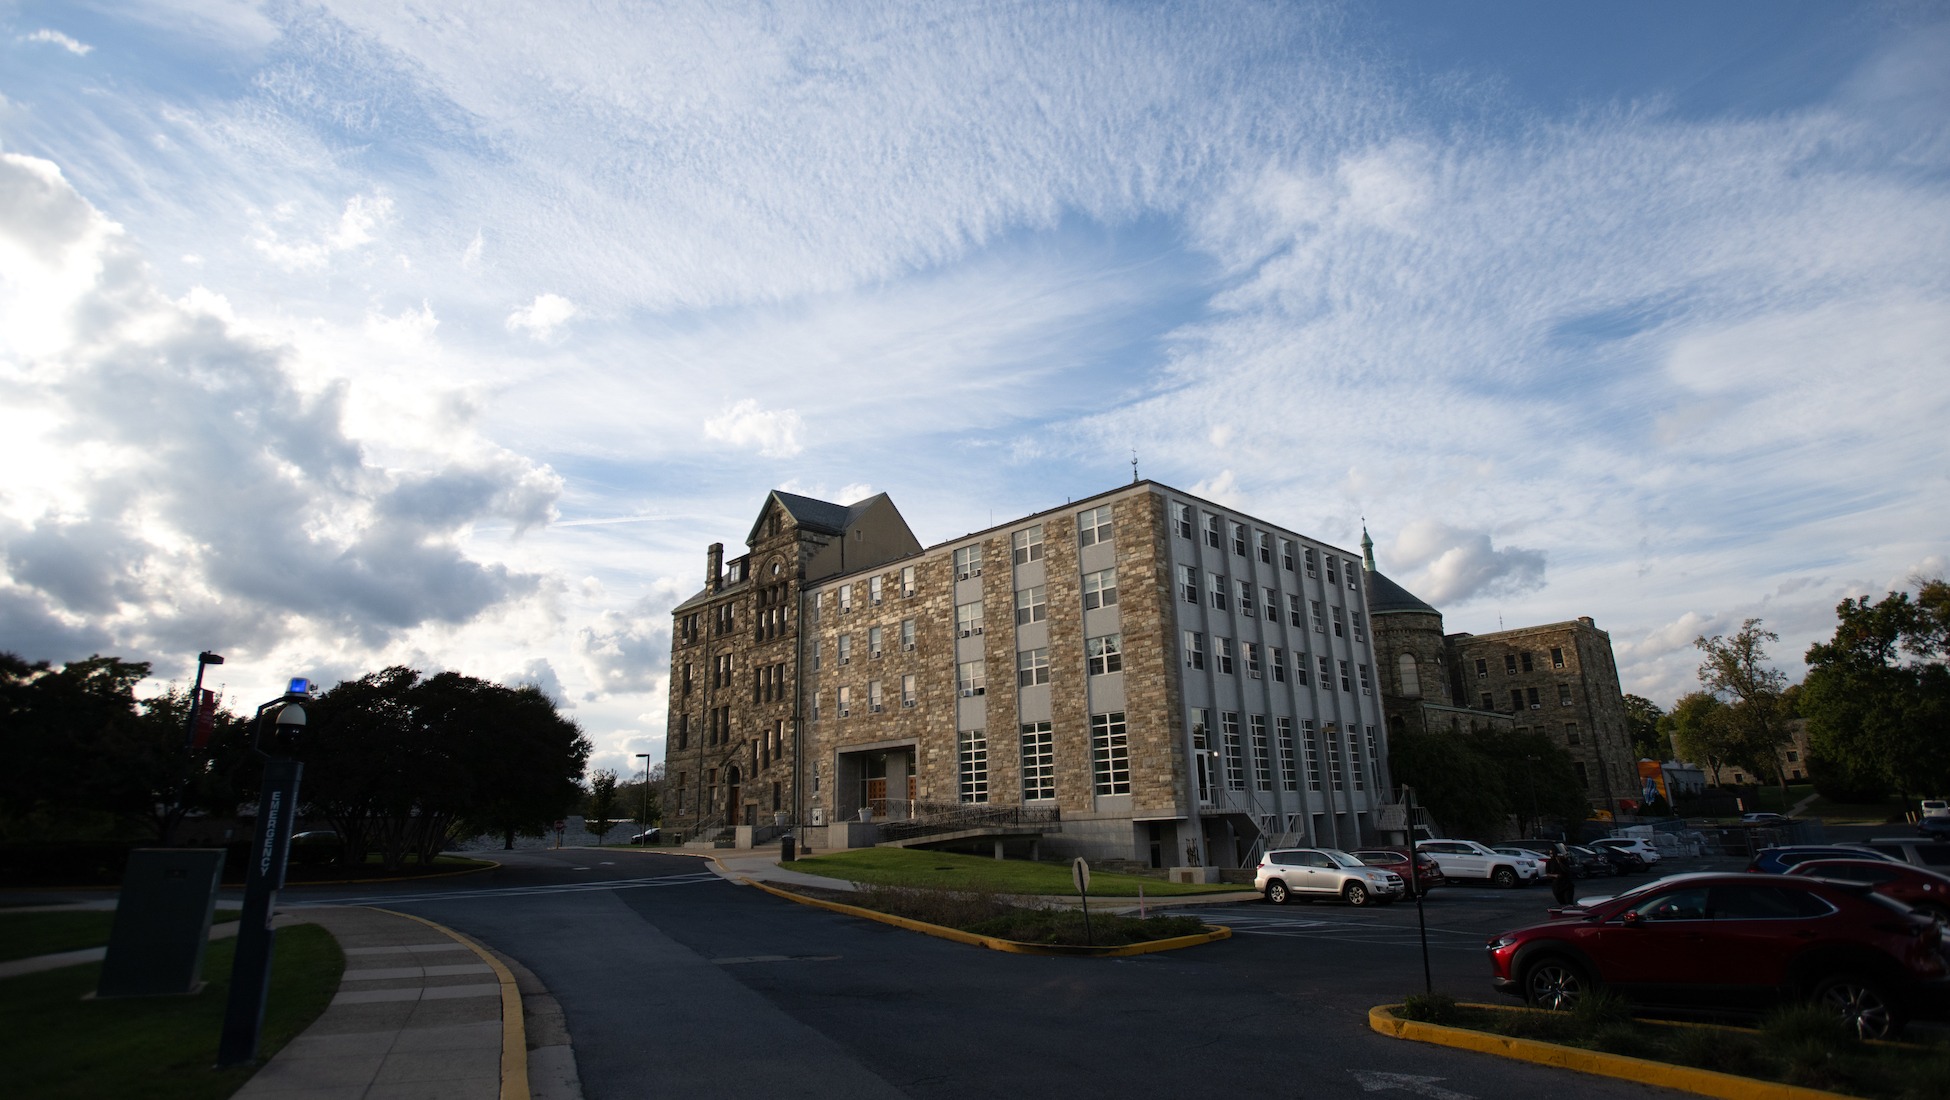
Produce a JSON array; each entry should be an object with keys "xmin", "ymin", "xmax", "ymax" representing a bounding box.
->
[{"xmin": 1396, "ymin": 992, "xmax": 1458, "ymax": 1024}]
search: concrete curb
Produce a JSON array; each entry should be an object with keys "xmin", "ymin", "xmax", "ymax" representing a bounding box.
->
[
  {"xmin": 1367, "ymin": 1004, "xmax": 1859, "ymax": 1100},
  {"xmin": 379, "ymin": 908, "xmax": 530, "ymax": 1100},
  {"xmin": 740, "ymin": 876, "xmax": 1232, "ymax": 956}
]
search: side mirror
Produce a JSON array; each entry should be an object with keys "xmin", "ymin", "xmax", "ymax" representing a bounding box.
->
[{"xmin": 1620, "ymin": 910, "xmax": 1642, "ymax": 927}]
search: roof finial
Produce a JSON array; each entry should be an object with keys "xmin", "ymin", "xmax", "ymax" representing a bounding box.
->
[
  {"xmin": 1361, "ymin": 520, "xmax": 1376, "ymax": 573},
  {"xmin": 1131, "ymin": 449, "xmax": 1139, "ymax": 484}
]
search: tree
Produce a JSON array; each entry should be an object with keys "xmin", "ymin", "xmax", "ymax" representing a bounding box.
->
[
  {"xmin": 584, "ymin": 769, "xmax": 621, "ymax": 838},
  {"xmin": 1388, "ymin": 727, "xmax": 1585, "ymax": 837},
  {"xmin": 1694, "ymin": 620, "xmax": 1792, "ymax": 796},
  {"xmin": 615, "ymin": 760, "xmax": 665, "ymax": 828},
  {"xmin": 1621, "ymin": 695, "xmax": 1668, "ymax": 761},
  {"xmin": 1664, "ymin": 691, "xmax": 1733, "ymax": 786},
  {"xmin": 1801, "ymin": 580, "xmax": 1950, "ymax": 802}
]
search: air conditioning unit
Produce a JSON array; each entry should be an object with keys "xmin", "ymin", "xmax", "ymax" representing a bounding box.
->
[
  {"xmin": 871, "ymin": 704, "xmax": 884, "ymax": 713},
  {"xmin": 810, "ymin": 807, "xmax": 826, "ymax": 826},
  {"xmin": 840, "ymin": 657, "xmax": 850, "ymax": 665},
  {"xmin": 838, "ymin": 708, "xmax": 850, "ymax": 717},
  {"xmin": 870, "ymin": 649, "xmax": 882, "ymax": 659},
  {"xmin": 902, "ymin": 699, "xmax": 915, "ymax": 708},
  {"xmin": 902, "ymin": 643, "xmax": 915, "ymax": 652}
]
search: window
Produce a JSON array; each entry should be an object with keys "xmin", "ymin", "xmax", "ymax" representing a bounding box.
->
[
  {"xmin": 1476, "ymin": 657, "xmax": 1489, "ymax": 679},
  {"xmin": 1192, "ymin": 711, "xmax": 1212, "ymax": 803},
  {"xmin": 1366, "ymin": 727, "xmax": 1381, "ymax": 793},
  {"xmin": 902, "ymin": 674, "xmax": 917, "ymax": 708},
  {"xmin": 1575, "ymin": 761, "xmax": 1589, "ymax": 790},
  {"xmin": 1263, "ymin": 587, "xmax": 1278, "ymax": 620},
  {"xmin": 956, "ymin": 600, "xmax": 985, "ymax": 637},
  {"xmin": 958, "ymin": 660, "xmax": 987, "ymax": 697},
  {"xmin": 837, "ymin": 685, "xmax": 851, "ymax": 717},
  {"xmin": 1277, "ymin": 717, "xmax": 1297, "ymax": 791},
  {"xmin": 901, "ymin": 618, "xmax": 916, "ymax": 651},
  {"xmin": 1480, "ymin": 692, "xmax": 1493, "ymax": 709},
  {"xmin": 1280, "ymin": 538, "xmax": 1296, "ymax": 570},
  {"xmin": 1250, "ymin": 715, "xmax": 1271, "ymax": 790},
  {"xmin": 1012, "ymin": 525, "xmax": 1044, "ymax": 564},
  {"xmin": 810, "ymin": 694, "xmax": 820, "ymax": 721},
  {"xmin": 960, "ymin": 729, "xmax": 989, "ymax": 803},
  {"xmin": 1082, "ymin": 568, "xmax": 1118, "ymax": 609},
  {"xmin": 1216, "ymin": 636, "xmax": 1235, "ymax": 675},
  {"xmin": 1326, "ymin": 728, "xmax": 1343, "ymax": 791},
  {"xmin": 1257, "ymin": 531, "xmax": 1273, "ymax": 563},
  {"xmin": 1311, "ymin": 600, "xmax": 1325, "ymax": 632},
  {"xmin": 1078, "ymin": 506, "xmax": 1113, "ymax": 546},
  {"xmin": 1087, "ymin": 634, "xmax": 1123, "ymax": 675},
  {"xmin": 1091, "ymin": 713, "xmax": 1131, "ymax": 795},
  {"xmin": 1348, "ymin": 729, "xmax": 1364, "ymax": 791},
  {"xmin": 1303, "ymin": 720, "xmax": 1320, "ymax": 791},
  {"xmin": 1271, "ymin": 648, "xmax": 1286, "ymax": 683},
  {"xmin": 715, "ymin": 653, "xmax": 733, "ymax": 685},
  {"xmin": 1183, "ymin": 631, "xmax": 1205, "ymax": 670},
  {"xmin": 868, "ymin": 679, "xmax": 883, "ymax": 712},
  {"xmin": 1222, "ymin": 713, "xmax": 1244, "ymax": 790},
  {"xmin": 681, "ymin": 661, "xmax": 694, "ymax": 694},
  {"xmin": 1339, "ymin": 659, "xmax": 1352, "ymax": 692},
  {"xmin": 1304, "ymin": 546, "xmax": 1318, "ymax": 576},
  {"xmin": 1293, "ymin": 652, "xmax": 1310, "ymax": 687},
  {"xmin": 869, "ymin": 576, "xmax": 884, "ymax": 605},
  {"xmin": 1332, "ymin": 606, "xmax": 1345, "ymax": 637},
  {"xmin": 1177, "ymin": 565, "xmax": 1198, "ymax": 602},
  {"xmin": 1243, "ymin": 641, "xmax": 1261, "ymax": 678},
  {"xmin": 1231, "ymin": 523, "xmax": 1247, "ymax": 556},
  {"xmin": 837, "ymin": 634, "xmax": 852, "ymax": 665},
  {"xmin": 1505, "ymin": 654, "xmax": 1518, "ymax": 675},
  {"xmin": 954, "ymin": 545, "xmax": 983, "ymax": 579},
  {"xmin": 1015, "ymin": 585, "xmax": 1047, "ymax": 625},
  {"xmin": 676, "ymin": 713, "xmax": 689, "ymax": 750},
  {"xmin": 1358, "ymin": 663, "xmax": 1372, "ymax": 695},
  {"xmin": 1017, "ymin": 648, "xmax": 1050, "ymax": 687},
  {"xmin": 1346, "ymin": 559, "xmax": 1360, "ymax": 588},
  {"xmin": 1237, "ymin": 581, "xmax": 1255, "ymax": 617},
  {"xmin": 1021, "ymin": 723, "xmax": 1055, "ymax": 800},
  {"xmin": 1208, "ymin": 571, "xmax": 1228, "ymax": 611},
  {"xmin": 1287, "ymin": 593, "xmax": 1303, "ymax": 627},
  {"xmin": 901, "ymin": 566, "xmax": 916, "ymax": 597},
  {"xmin": 1558, "ymin": 683, "xmax": 1573, "ymax": 706},
  {"xmin": 1172, "ymin": 502, "xmax": 1194, "ymax": 539},
  {"xmin": 1521, "ymin": 652, "xmax": 1534, "ymax": 673},
  {"xmin": 809, "ymin": 598, "xmax": 820, "ymax": 626},
  {"xmin": 1352, "ymin": 611, "xmax": 1365, "ymax": 642},
  {"xmin": 1565, "ymin": 722, "xmax": 1580, "ymax": 746},
  {"xmin": 1203, "ymin": 513, "xmax": 1222, "ymax": 548},
  {"xmin": 1551, "ymin": 646, "xmax": 1565, "ymax": 669},
  {"xmin": 1527, "ymin": 686, "xmax": 1541, "ymax": 709},
  {"xmin": 868, "ymin": 625, "xmax": 883, "ymax": 658},
  {"xmin": 1325, "ymin": 557, "xmax": 1338, "ymax": 586},
  {"xmin": 839, "ymin": 584, "xmax": 853, "ymax": 613},
  {"xmin": 1318, "ymin": 654, "xmax": 1331, "ymax": 685}
]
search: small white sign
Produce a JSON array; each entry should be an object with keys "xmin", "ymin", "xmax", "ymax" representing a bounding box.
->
[{"xmin": 1071, "ymin": 857, "xmax": 1091, "ymax": 896}]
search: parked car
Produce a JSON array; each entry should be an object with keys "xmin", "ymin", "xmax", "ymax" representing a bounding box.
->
[
  {"xmin": 1747, "ymin": 845, "xmax": 1904, "ymax": 876},
  {"xmin": 1741, "ymin": 812, "xmax": 1792, "ymax": 826},
  {"xmin": 1591, "ymin": 836, "xmax": 1662, "ymax": 866},
  {"xmin": 1580, "ymin": 843, "xmax": 1644, "ymax": 875},
  {"xmin": 629, "ymin": 828, "xmax": 661, "ymax": 845},
  {"xmin": 1486, "ymin": 872, "xmax": 1950, "ymax": 1038},
  {"xmin": 1919, "ymin": 817, "xmax": 1950, "ymax": 841},
  {"xmin": 1256, "ymin": 847, "xmax": 1406, "ymax": 906},
  {"xmin": 1419, "ymin": 839, "xmax": 1539, "ymax": 888},
  {"xmin": 288, "ymin": 830, "xmax": 343, "ymax": 867},
  {"xmin": 1352, "ymin": 848, "xmax": 1444, "ymax": 897},
  {"xmin": 1787, "ymin": 859, "xmax": 1950, "ymax": 924},
  {"xmin": 1920, "ymin": 799, "xmax": 1949, "ymax": 820},
  {"xmin": 1852, "ymin": 837, "xmax": 1950, "ymax": 871}
]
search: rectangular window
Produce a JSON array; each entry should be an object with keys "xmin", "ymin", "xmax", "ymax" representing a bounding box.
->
[
  {"xmin": 1243, "ymin": 641, "xmax": 1261, "ymax": 678},
  {"xmin": 1178, "ymin": 564, "xmax": 1199, "ymax": 603},
  {"xmin": 1017, "ymin": 647, "xmax": 1051, "ymax": 687},
  {"xmin": 1077, "ymin": 506, "xmax": 1114, "ymax": 546},
  {"xmin": 1325, "ymin": 557, "xmax": 1338, "ymax": 586},
  {"xmin": 1192, "ymin": 710, "xmax": 1212, "ymax": 803},
  {"xmin": 1339, "ymin": 659, "xmax": 1352, "ymax": 692},
  {"xmin": 1311, "ymin": 600, "xmax": 1324, "ymax": 632},
  {"xmin": 901, "ymin": 618, "xmax": 916, "ymax": 651},
  {"xmin": 1558, "ymin": 683, "xmax": 1573, "ymax": 706},
  {"xmin": 1208, "ymin": 571, "xmax": 1228, "ymax": 611},
  {"xmin": 1221, "ymin": 712, "xmax": 1245, "ymax": 790},
  {"xmin": 1303, "ymin": 720, "xmax": 1321, "ymax": 790},
  {"xmin": 1264, "ymin": 587, "xmax": 1278, "ymax": 620},
  {"xmin": 959, "ymin": 729, "xmax": 989, "ymax": 803},
  {"xmin": 1087, "ymin": 634, "xmax": 1123, "ymax": 675},
  {"xmin": 1293, "ymin": 652, "xmax": 1310, "ymax": 686},
  {"xmin": 1348, "ymin": 730, "xmax": 1365, "ymax": 791},
  {"xmin": 1575, "ymin": 761, "xmax": 1590, "ymax": 790},
  {"xmin": 1257, "ymin": 531, "xmax": 1273, "ymax": 563},
  {"xmin": 1332, "ymin": 606, "xmax": 1345, "ymax": 637},
  {"xmin": 837, "ymin": 634, "xmax": 852, "ymax": 664},
  {"xmin": 1091, "ymin": 713, "xmax": 1131, "ymax": 795},
  {"xmin": 954, "ymin": 545, "xmax": 983, "ymax": 579},
  {"xmin": 1480, "ymin": 692, "xmax": 1493, "ymax": 709},
  {"xmin": 869, "ymin": 576, "xmax": 884, "ymax": 605},
  {"xmin": 1012, "ymin": 525, "xmax": 1044, "ymax": 564},
  {"xmin": 1352, "ymin": 611, "xmax": 1365, "ymax": 642},
  {"xmin": 1510, "ymin": 688, "xmax": 1523, "ymax": 711},
  {"xmin": 1020, "ymin": 722, "xmax": 1055, "ymax": 800},
  {"xmin": 868, "ymin": 679, "xmax": 884, "ymax": 712},
  {"xmin": 1505, "ymin": 654, "xmax": 1518, "ymax": 675},
  {"xmin": 1183, "ymin": 631, "xmax": 1205, "ymax": 670},
  {"xmin": 1527, "ymin": 687, "xmax": 1541, "ymax": 709},
  {"xmin": 1564, "ymin": 721, "xmax": 1581, "ymax": 745},
  {"xmin": 1346, "ymin": 559, "xmax": 1360, "ymax": 589},
  {"xmin": 1318, "ymin": 654, "xmax": 1331, "ymax": 685},
  {"xmin": 839, "ymin": 584, "xmax": 853, "ymax": 613},
  {"xmin": 1216, "ymin": 636, "xmax": 1235, "ymax": 675},
  {"xmin": 1304, "ymin": 546, "xmax": 1318, "ymax": 577},
  {"xmin": 1288, "ymin": 593, "xmax": 1303, "ymax": 627},
  {"xmin": 1476, "ymin": 657, "xmax": 1489, "ymax": 679},
  {"xmin": 1250, "ymin": 714, "xmax": 1271, "ymax": 790},
  {"xmin": 1082, "ymin": 568, "xmax": 1118, "ymax": 609},
  {"xmin": 1521, "ymin": 652, "xmax": 1534, "ymax": 673},
  {"xmin": 837, "ymin": 685, "xmax": 851, "ymax": 717},
  {"xmin": 1015, "ymin": 585, "xmax": 1047, "ymax": 625},
  {"xmin": 901, "ymin": 565, "xmax": 916, "ymax": 597},
  {"xmin": 1281, "ymin": 538, "xmax": 1296, "ymax": 571},
  {"xmin": 902, "ymin": 673, "xmax": 917, "ymax": 708},
  {"xmin": 1551, "ymin": 646, "xmax": 1565, "ymax": 669},
  {"xmin": 1237, "ymin": 580, "xmax": 1255, "ymax": 617},
  {"xmin": 1358, "ymin": 663, "xmax": 1372, "ymax": 695},
  {"xmin": 1231, "ymin": 523, "xmax": 1248, "ymax": 556},
  {"xmin": 956, "ymin": 600, "xmax": 985, "ymax": 637},
  {"xmin": 811, "ymin": 694, "xmax": 820, "ymax": 721},
  {"xmin": 1326, "ymin": 728, "xmax": 1343, "ymax": 791},
  {"xmin": 1172, "ymin": 502, "xmax": 1194, "ymax": 540},
  {"xmin": 868, "ymin": 625, "xmax": 883, "ymax": 658},
  {"xmin": 1277, "ymin": 717, "xmax": 1297, "ymax": 791},
  {"xmin": 1204, "ymin": 513, "xmax": 1222, "ymax": 548},
  {"xmin": 1271, "ymin": 648, "xmax": 1286, "ymax": 683},
  {"xmin": 958, "ymin": 660, "xmax": 987, "ymax": 697}
]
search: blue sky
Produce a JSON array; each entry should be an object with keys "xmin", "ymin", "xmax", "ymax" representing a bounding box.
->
[{"xmin": 2, "ymin": 1, "xmax": 1945, "ymax": 779}]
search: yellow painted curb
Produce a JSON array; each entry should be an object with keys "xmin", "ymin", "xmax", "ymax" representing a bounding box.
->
[
  {"xmin": 379, "ymin": 909, "xmax": 530, "ymax": 1100},
  {"xmin": 741, "ymin": 877, "xmax": 1231, "ymax": 956},
  {"xmin": 1368, "ymin": 1004, "xmax": 1859, "ymax": 1100}
]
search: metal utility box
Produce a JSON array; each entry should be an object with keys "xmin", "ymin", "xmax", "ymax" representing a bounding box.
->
[{"xmin": 96, "ymin": 848, "xmax": 225, "ymax": 997}]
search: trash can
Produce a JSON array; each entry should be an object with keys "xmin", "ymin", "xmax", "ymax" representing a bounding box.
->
[{"xmin": 781, "ymin": 835, "xmax": 797, "ymax": 862}]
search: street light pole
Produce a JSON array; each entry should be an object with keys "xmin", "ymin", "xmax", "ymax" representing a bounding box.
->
[
  {"xmin": 1525, "ymin": 755, "xmax": 1540, "ymax": 837},
  {"xmin": 635, "ymin": 753, "xmax": 651, "ymax": 834},
  {"xmin": 181, "ymin": 651, "xmax": 225, "ymax": 750}
]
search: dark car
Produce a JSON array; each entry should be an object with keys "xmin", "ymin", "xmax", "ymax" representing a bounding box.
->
[
  {"xmin": 1352, "ymin": 848, "xmax": 1444, "ymax": 897},
  {"xmin": 288, "ymin": 830, "xmax": 343, "ymax": 867},
  {"xmin": 1919, "ymin": 817, "xmax": 1950, "ymax": 841},
  {"xmin": 1747, "ymin": 845, "xmax": 1904, "ymax": 876},
  {"xmin": 1486, "ymin": 872, "xmax": 1950, "ymax": 1038},
  {"xmin": 629, "ymin": 828, "xmax": 661, "ymax": 845},
  {"xmin": 1569, "ymin": 844, "xmax": 1628, "ymax": 876},
  {"xmin": 1584, "ymin": 844, "xmax": 1645, "ymax": 875},
  {"xmin": 1788, "ymin": 860, "xmax": 1950, "ymax": 924}
]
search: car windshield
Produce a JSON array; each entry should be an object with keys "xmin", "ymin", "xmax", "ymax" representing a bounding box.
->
[{"xmin": 1322, "ymin": 849, "xmax": 1365, "ymax": 869}]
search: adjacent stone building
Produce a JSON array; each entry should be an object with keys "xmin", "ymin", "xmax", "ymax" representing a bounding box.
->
[{"xmin": 663, "ymin": 481, "xmax": 1393, "ymax": 867}]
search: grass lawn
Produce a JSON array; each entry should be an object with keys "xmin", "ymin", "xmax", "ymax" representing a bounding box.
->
[
  {"xmin": 1725, "ymin": 783, "xmax": 1909, "ymax": 825},
  {"xmin": 0, "ymin": 923, "xmax": 344, "ymax": 1100},
  {"xmin": 788, "ymin": 848, "xmax": 1240, "ymax": 896},
  {"xmin": 0, "ymin": 908, "xmax": 242, "ymax": 963}
]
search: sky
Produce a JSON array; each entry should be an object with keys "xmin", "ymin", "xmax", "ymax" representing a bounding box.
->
[{"xmin": 2, "ymin": 1, "xmax": 1946, "ymax": 781}]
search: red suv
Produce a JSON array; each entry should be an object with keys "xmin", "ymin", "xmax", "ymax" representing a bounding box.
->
[
  {"xmin": 1352, "ymin": 849, "xmax": 1443, "ymax": 897},
  {"xmin": 1486, "ymin": 872, "xmax": 1950, "ymax": 1038},
  {"xmin": 1788, "ymin": 860, "xmax": 1950, "ymax": 924}
]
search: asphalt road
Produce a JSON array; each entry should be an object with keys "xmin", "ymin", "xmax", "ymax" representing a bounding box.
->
[{"xmin": 281, "ymin": 851, "xmax": 1694, "ymax": 1100}]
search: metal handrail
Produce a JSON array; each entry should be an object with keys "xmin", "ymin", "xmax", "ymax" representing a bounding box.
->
[{"xmin": 876, "ymin": 801, "xmax": 1062, "ymax": 843}]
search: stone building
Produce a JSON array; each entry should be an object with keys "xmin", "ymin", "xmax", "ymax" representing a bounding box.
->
[
  {"xmin": 663, "ymin": 481, "xmax": 1393, "ymax": 867},
  {"xmin": 1361, "ymin": 537, "xmax": 1637, "ymax": 814}
]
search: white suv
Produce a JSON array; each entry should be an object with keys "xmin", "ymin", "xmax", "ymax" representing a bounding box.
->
[
  {"xmin": 1416, "ymin": 839, "xmax": 1538, "ymax": 888},
  {"xmin": 1256, "ymin": 847, "xmax": 1405, "ymax": 907},
  {"xmin": 1592, "ymin": 836, "xmax": 1662, "ymax": 865}
]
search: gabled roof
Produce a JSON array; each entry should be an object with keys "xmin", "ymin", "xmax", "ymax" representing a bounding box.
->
[
  {"xmin": 748, "ymin": 490, "xmax": 891, "ymax": 544},
  {"xmin": 1365, "ymin": 569, "xmax": 1440, "ymax": 616}
]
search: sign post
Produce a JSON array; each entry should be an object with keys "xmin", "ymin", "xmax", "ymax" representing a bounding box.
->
[{"xmin": 1072, "ymin": 857, "xmax": 1093, "ymax": 946}]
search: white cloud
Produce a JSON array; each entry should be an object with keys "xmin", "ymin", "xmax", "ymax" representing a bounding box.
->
[
  {"xmin": 249, "ymin": 193, "xmax": 393, "ymax": 272},
  {"xmin": 20, "ymin": 29, "xmax": 93, "ymax": 56},
  {"xmin": 505, "ymin": 293, "xmax": 578, "ymax": 340},
  {"xmin": 702, "ymin": 399, "xmax": 804, "ymax": 458},
  {"xmin": 1387, "ymin": 521, "xmax": 1547, "ymax": 607}
]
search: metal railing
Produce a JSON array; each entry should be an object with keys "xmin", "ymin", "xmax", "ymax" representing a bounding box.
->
[{"xmin": 876, "ymin": 801, "xmax": 1062, "ymax": 843}]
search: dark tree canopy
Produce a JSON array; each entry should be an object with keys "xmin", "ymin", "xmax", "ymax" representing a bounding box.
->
[
  {"xmin": 1622, "ymin": 694, "xmax": 1668, "ymax": 761},
  {"xmin": 1389, "ymin": 726, "xmax": 1585, "ymax": 838},
  {"xmin": 1694, "ymin": 620, "xmax": 1792, "ymax": 792},
  {"xmin": 1801, "ymin": 581, "xmax": 1950, "ymax": 802}
]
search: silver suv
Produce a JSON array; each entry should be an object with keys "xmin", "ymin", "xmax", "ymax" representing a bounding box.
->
[{"xmin": 1257, "ymin": 847, "xmax": 1405, "ymax": 906}]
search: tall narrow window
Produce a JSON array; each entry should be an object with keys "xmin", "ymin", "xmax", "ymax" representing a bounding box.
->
[
  {"xmin": 1091, "ymin": 712, "xmax": 1130, "ymax": 795},
  {"xmin": 1280, "ymin": 538, "xmax": 1296, "ymax": 570},
  {"xmin": 1178, "ymin": 565, "xmax": 1199, "ymax": 603},
  {"xmin": 1204, "ymin": 513, "xmax": 1222, "ymax": 548},
  {"xmin": 1250, "ymin": 715, "xmax": 1271, "ymax": 790},
  {"xmin": 956, "ymin": 600, "xmax": 985, "ymax": 637},
  {"xmin": 1243, "ymin": 641, "xmax": 1261, "ymax": 678},
  {"xmin": 1304, "ymin": 546, "xmax": 1318, "ymax": 576},
  {"xmin": 1398, "ymin": 653, "xmax": 1420, "ymax": 696},
  {"xmin": 1558, "ymin": 683, "xmax": 1573, "ymax": 706},
  {"xmin": 1264, "ymin": 587, "xmax": 1278, "ymax": 620},
  {"xmin": 1288, "ymin": 593, "xmax": 1303, "ymax": 627},
  {"xmin": 1277, "ymin": 717, "xmax": 1297, "ymax": 791},
  {"xmin": 1012, "ymin": 525, "xmax": 1044, "ymax": 564},
  {"xmin": 837, "ymin": 685, "xmax": 851, "ymax": 717},
  {"xmin": 868, "ymin": 625, "xmax": 883, "ymax": 658},
  {"xmin": 1192, "ymin": 711, "xmax": 1212, "ymax": 803},
  {"xmin": 959, "ymin": 730, "xmax": 989, "ymax": 803},
  {"xmin": 1216, "ymin": 636, "xmax": 1235, "ymax": 674},
  {"xmin": 1231, "ymin": 523, "xmax": 1248, "ymax": 556},
  {"xmin": 1294, "ymin": 652, "xmax": 1310, "ymax": 687},
  {"xmin": 1326, "ymin": 729, "xmax": 1343, "ymax": 791},
  {"xmin": 1358, "ymin": 663, "xmax": 1372, "ymax": 695},
  {"xmin": 1339, "ymin": 659, "xmax": 1352, "ymax": 692},
  {"xmin": 869, "ymin": 576, "xmax": 883, "ymax": 605},
  {"xmin": 1222, "ymin": 712, "xmax": 1245, "ymax": 790},
  {"xmin": 1325, "ymin": 557, "xmax": 1338, "ymax": 586},
  {"xmin": 902, "ymin": 674, "xmax": 917, "ymax": 708},
  {"xmin": 1311, "ymin": 600, "xmax": 1324, "ymax": 632},
  {"xmin": 1077, "ymin": 506, "xmax": 1114, "ymax": 546},
  {"xmin": 839, "ymin": 584, "xmax": 853, "ymax": 613},
  {"xmin": 901, "ymin": 565, "xmax": 916, "ymax": 597},
  {"xmin": 1521, "ymin": 652, "xmax": 1535, "ymax": 673},
  {"xmin": 1257, "ymin": 531, "xmax": 1273, "ymax": 563},
  {"xmin": 1348, "ymin": 730, "xmax": 1365, "ymax": 791},
  {"xmin": 868, "ymin": 679, "xmax": 883, "ymax": 712},
  {"xmin": 1332, "ymin": 606, "xmax": 1345, "ymax": 637},
  {"xmin": 1303, "ymin": 720, "xmax": 1321, "ymax": 790},
  {"xmin": 1020, "ymin": 722, "xmax": 1055, "ymax": 800},
  {"xmin": 1172, "ymin": 502, "xmax": 1194, "ymax": 540},
  {"xmin": 1551, "ymin": 646, "xmax": 1565, "ymax": 669},
  {"xmin": 1237, "ymin": 580, "xmax": 1255, "ymax": 617},
  {"xmin": 1271, "ymin": 648, "xmax": 1287, "ymax": 683},
  {"xmin": 837, "ymin": 635, "xmax": 851, "ymax": 664},
  {"xmin": 1318, "ymin": 655, "xmax": 1331, "ymax": 685},
  {"xmin": 1183, "ymin": 631, "xmax": 1205, "ymax": 670},
  {"xmin": 901, "ymin": 618, "xmax": 916, "ymax": 651},
  {"xmin": 1208, "ymin": 572, "xmax": 1228, "ymax": 611}
]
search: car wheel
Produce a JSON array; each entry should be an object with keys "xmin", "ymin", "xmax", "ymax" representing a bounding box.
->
[
  {"xmin": 1522, "ymin": 955, "xmax": 1590, "ymax": 1012},
  {"xmin": 1266, "ymin": 880, "xmax": 1290, "ymax": 905},
  {"xmin": 1343, "ymin": 881, "xmax": 1370, "ymax": 906},
  {"xmin": 1491, "ymin": 866, "xmax": 1518, "ymax": 889},
  {"xmin": 1813, "ymin": 973, "xmax": 1905, "ymax": 1040}
]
